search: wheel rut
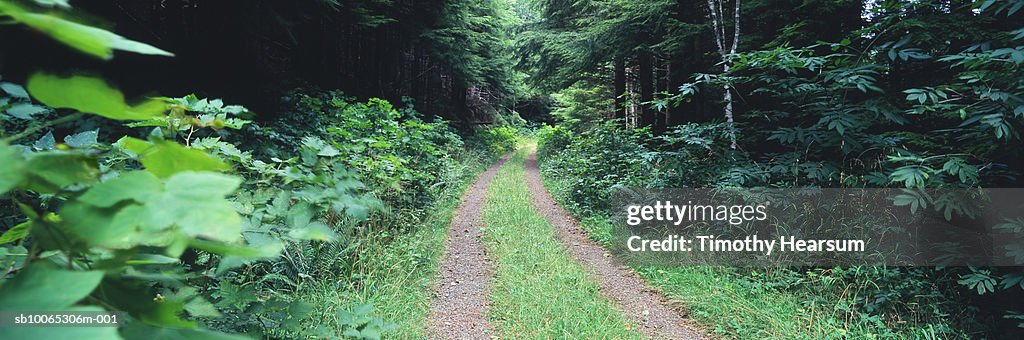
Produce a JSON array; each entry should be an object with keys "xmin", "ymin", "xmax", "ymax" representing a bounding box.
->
[
  {"xmin": 425, "ymin": 154, "xmax": 508, "ymax": 339},
  {"xmin": 523, "ymin": 151, "xmax": 705, "ymax": 339}
]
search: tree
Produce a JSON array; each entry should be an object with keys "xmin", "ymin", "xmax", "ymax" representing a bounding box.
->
[{"xmin": 705, "ymin": 0, "xmax": 741, "ymax": 148}]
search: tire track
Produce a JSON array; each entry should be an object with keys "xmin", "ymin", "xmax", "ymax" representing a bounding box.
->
[
  {"xmin": 523, "ymin": 151, "xmax": 705, "ymax": 339},
  {"xmin": 426, "ymin": 154, "xmax": 509, "ymax": 339}
]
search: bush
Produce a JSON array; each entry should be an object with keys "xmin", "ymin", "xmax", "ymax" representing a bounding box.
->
[
  {"xmin": 202, "ymin": 90, "xmax": 513, "ymax": 336},
  {"xmin": 537, "ymin": 119, "xmax": 989, "ymax": 338},
  {"xmin": 538, "ymin": 121, "xmax": 654, "ymax": 213},
  {"xmin": 468, "ymin": 125, "xmax": 518, "ymax": 156}
]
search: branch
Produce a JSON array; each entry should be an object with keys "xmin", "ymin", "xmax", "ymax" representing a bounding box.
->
[{"xmin": 0, "ymin": 113, "xmax": 84, "ymax": 144}]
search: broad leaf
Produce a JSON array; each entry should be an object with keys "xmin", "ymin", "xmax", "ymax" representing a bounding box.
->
[
  {"xmin": 64, "ymin": 130, "xmax": 99, "ymax": 148},
  {"xmin": 33, "ymin": 131, "xmax": 55, "ymax": 150},
  {"xmin": 118, "ymin": 138, "xmax": 229, "ymax": 178},
  {"xmin": 26, "ymin": 73, "xmax": 167, "ymax": 120},
  {"xmin": 0, "ymin": 3, "xmax": 172, "ymax": 60},
  {"xmin": 0, "ymin": 82, "xmax": 29, "ymax": 98},
  {"xmin": 145, "ymin": 172, "xmax": 242, "ymax": 242},
  {"xmin": 78, "ymin": 171, "xmax": 161, "ymax": 208},
  {"xmin": 0, "ymin": 221, "xmax": 31, "ymax": 244},
  {"xmin": 121, "ymin": 321, "xmax": 249, "ymax": 340},
  {"xmin": 60, "ymin": 202, "xmax": 149, "ymax": 249},
  {"xmin": 4, "ymin": 103, "xmax": 47, "ymax": 119},
  {"xmin": 24, "ymin": 152, "xmax": 99, "ymax": 192},
  {"xmin": 0, "ymin": 264, "xmax": 103, "ymax": 311},
  {"xmin": 0, "ymin": 144, "xmax": 26, "ymax": 194}
]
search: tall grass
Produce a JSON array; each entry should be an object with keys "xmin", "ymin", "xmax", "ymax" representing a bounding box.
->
[{"xmin": 482, "ymin": 147, "xmax": 642, "ymax": 339}]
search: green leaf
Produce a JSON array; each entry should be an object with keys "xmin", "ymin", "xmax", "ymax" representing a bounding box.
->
[
  {"xmin": 33, "ymin": 131, "xmax": 55, "ymax": 150},
  {"xmin": 31, "ymin": 0, "xmax": 70, "ymax": 8},
  {"xmin": 26, "ymin": 73, "xmax": 167, "ymax": 120},
  {"xmin": 184, "ymin": 297, "xmax": 222, "ymax": 318},
  {"xmin": 60, "ymin": 202, "xmax": 149, "ymax": 249},
  {"xmin": 0, "ymin": 82, "xmax": 29, "ymax": 98},
  {"xmin": 319, "ymin": 144, "xmax": 341, "ymax": 157},
  {"xmin": 119, "ymin": 138, "xmax": 229, "ymax": 178},
  {"xmin": 64, "ymin": 130, "xmax": 99, "ymax": 148},
  {"xmin": 0, "ymin": 3, "xmax": 172, "ymax": 60},
  {"xmin": 4, "ymin": 103, "xmax": 48, "ymax": 119},
  {"xmin": 0, "ymin": 264, "xmax": 104, "ymax": 311},
  {"xmin": 78, "ymin": 171, "xmax": 161, "ymax": 208},
  {"xmin": 0, "ymin": 144, "xmax": 26, "ymax": 195},
  {"xmin": 117, "ymin": 136, "xmax": 154, "ymax": 155},
  {"xmin": 138, "ymin": 299, "xmax": 195, "ymax": 329},
  {"xmin": 126, "ymin": 254, "xmax": 181, "ymax": 265},
  {"xmin": 24, "ymin": 152, "xmax": 99, "ymax": 192},
  {"xmin": 0, "ymin": 221, "xmax": 31, "ymax": 244},
  {"xmin": 190, "ymin": 239, "xmax": 282, "ymax": 258},
  {"xmin": 889, "ymin": 165, "xmax": 930, "ymax": 188},
  {"xmin": 121, "ymin": 322, "xmax": 249, "ymax": 340},
  {"xmin": 288, "ymin": 221, "xmax": 338, "ymax": 242},
  {"xmin": 145, "ymin": 172, "xmax": 242, "ymax": 242},
  {"xmin": 164, "ymin": 171, "xmax": 240, "ymax": 198}
]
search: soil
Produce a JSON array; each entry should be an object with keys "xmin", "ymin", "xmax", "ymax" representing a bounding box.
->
[
  {"xmin": 425, "ymin": 155, "xmax": 508, "ymax": 339},
  {"xmin": 426, "ymin": 152, "xmax": 705, "ymax": 339},
  {"xmin": 523, "ymin": 151, "xmax": 705, "ymax": 339}
]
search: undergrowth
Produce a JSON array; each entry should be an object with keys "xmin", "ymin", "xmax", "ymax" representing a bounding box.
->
[{"xmin": 536, "ymin": 125, "xmax": 980, "ymax": 339}]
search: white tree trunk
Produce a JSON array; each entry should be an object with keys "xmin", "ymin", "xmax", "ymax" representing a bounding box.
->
[{"xmin": 705, "ymin": 0, "xmax": 740, "ymax": 149}]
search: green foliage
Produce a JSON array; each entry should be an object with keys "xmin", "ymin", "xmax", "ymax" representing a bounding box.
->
[
  {"xmin": 1, "ymin": 81, "xmax": 507, "ymax": 339},
  {"xmin": 0, "ymin": 74, "xmax": 265, "ymax": 338},
  {"xmin": 469, "ymin": 125, "xmax": 519, "ymax": 156},
  {"xmin": 538, "ymin": 121, "xmax": 741, "ymax": 212},
  {"xmin": 0, "ymin": 0, "xmax": 172, "ymax": 60},
  {"xmin": 538, "ymin": 121, "xmax": 654, "ymax": 212},
  {"xmin": 0, "ymin": 3, "xmax": 437, "ymax": 338},
  {"xmin": 189, "ymin": 90, "xmax": 514, "ymax": 337},
  {"xmin": 326, "ymin": 304, "xmax": 396, "ymax": 339},
  {"xmin": 548, "ymin": 81, "xmax": 613, "ymax": 131},
  {"xmin": 26, "ymin": 74, "xmax": 167, "ymax": 120},
  {"xmin": 539, "ymin": 1, "xmax": 1024, "ymax": 336}
]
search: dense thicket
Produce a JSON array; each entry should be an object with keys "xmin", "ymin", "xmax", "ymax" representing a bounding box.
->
[
  {"xmin": 1, "ymin": 0, "xmax": 529, "ymax": 125},
  {"xmin": 533, "ymin": 0, "xmax": 1024, "ymax": 337},
  {"xmin": 0, "ymin": 0, "xmax": 518, "ymax": 338}
]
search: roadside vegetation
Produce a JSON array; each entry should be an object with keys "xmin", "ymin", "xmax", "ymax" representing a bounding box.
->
[{"xmin": 530, "ymin": 0, "xmax": 1024, "ymax": 338}]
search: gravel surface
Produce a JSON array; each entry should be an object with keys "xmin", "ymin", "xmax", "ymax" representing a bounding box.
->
[
  {"xmin": 524, "ymin": 151, "xmax": 705, "ymax": 340},
  {"xmin": 425, "ymin": 155, "xmax": 508, "ymax": 339}
]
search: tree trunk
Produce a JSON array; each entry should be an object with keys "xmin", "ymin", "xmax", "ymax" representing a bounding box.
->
[
  {"xmin": 706, "ymin": 0, "xmax": 740, "ymax": 148},
  {"xmin": 614, "ymin": 56, "xmax": 626, "ymax": 121},
  {"xmin": 722, "ymin": 65, "xmax": 737, "ymax": 149},
  {"xmin": 638, "ymin": 51, "xmax": 655, "ymax": 128},
  {"xmin": 667, "ymin": 54, "xmax": 687, "ymax": 126}
]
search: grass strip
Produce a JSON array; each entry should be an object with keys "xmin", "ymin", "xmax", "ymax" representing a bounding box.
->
[{"xmin": 482, "ymin": 147, "xmax": 642, "ymax": 339}]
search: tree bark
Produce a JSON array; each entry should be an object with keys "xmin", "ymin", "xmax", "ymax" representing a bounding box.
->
[
  {"xmin": 638, "ymin": 51, "xmax": 655, "ymax": 128},
  {"xmin": 614, "ymin": 56, "xmax": 626, "ymax": 121},
  {"xmin": 706, "ymin": 0, "xmax": 740, "ymax": 149}
]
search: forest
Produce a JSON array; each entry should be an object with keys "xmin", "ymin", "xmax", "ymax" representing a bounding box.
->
[{"xmin": 1, "ymin": 0, "xmax": 1023, "ymax": 339}]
